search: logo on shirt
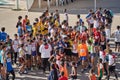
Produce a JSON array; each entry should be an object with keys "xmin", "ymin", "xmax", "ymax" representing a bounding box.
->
[{"xmin": 44, "ymin": 45, "xmax": 49, "ymax": 49}]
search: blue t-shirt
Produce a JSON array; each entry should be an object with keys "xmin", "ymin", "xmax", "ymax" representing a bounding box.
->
[
  {"xmin": 6, "ymin": 58, "xmax": 13, "ymax": 72},
  {"xmin": 0, "ymin": 32, "xmax": 1, "ymax": 41},
  {"xmin": 86, "ymin": 13, "xmax": 91, "ymax": 19},
  {"xmin": 18, "ymin": 26, "xmax": 22, "ymax": 36},
  {"xmin": 26, "ymin": 25, "xmax": 32, "ymax": 32},
  {"xmin": 1, "ymin": 32, "xmax": 7, "ymax": 42},
  {"xmin": 79, "ymin": 18, "xmax": 83, "ymax": 25}
]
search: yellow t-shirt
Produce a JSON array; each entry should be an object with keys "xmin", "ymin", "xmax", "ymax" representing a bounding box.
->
[
  {"xmin": 54, "ymin": 20, "xmax": 59, "ymax": 27},
  {"xmin": 39, "ymin": 21, "xmax": 45, "ymax": 34},
  {"xmin": 32, "ymin": 26, "xmax": 37, "ymax": 37}
]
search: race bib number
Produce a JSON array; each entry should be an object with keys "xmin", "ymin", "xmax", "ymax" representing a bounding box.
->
[{"xmin": 80, "ymin": 49, "xmax": 85, "ymax": 53}]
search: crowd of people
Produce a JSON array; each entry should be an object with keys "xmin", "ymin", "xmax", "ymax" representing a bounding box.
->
[{"xmin": 0, "ymin": 8, "xmax": 120, "ymax": 80}]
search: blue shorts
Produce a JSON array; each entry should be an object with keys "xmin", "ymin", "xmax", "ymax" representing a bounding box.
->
[
  {"xmin": 32, "ymin": 51, "xmax": 36, "ymax": 56},
  {"xmin": 80, "ymin": 56, "xmax": 87, "ymax": 60},
  {"xmin": 90, "ymin": 53, "xmax": 96, "ymax": 58}
]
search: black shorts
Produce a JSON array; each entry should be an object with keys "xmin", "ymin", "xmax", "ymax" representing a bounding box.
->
[
  {"xmin": 72, "ymin": 53, "xmax": 78, "ymax": 57},
  {"xmin": 94, "ymin": 42, "xmax": 100, "ymax": 46},
  {"xmin": 109, "ymin": 66, "xmax": 115, "ymax": 72},
  {"xmin": 90, "ymin": 24, "xmax": 93, "ymax": 28},
  {"xmin": 71, "ymin": 75, "xmax": 77, "ymax": 79},
  {"xmin": 64, "ymin": 49, "xmax": 72, "ymax": 56},
  {"xmin": 115, "ymin": 42, "xmax": 120, "ymax": 46},
  {"xmin": 25, "ymin": 54, "xmax": 31, "ymax": 60}
]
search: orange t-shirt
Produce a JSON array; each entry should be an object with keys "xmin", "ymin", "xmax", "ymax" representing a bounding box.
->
[{"xmin": 77, "ymin": 43, "xmax": 88, "ymax": 57}]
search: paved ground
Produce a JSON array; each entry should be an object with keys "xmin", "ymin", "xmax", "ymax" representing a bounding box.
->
[
  {"xmin": 29, "ymin": 0, "xmax": 120, "ymax": 14},
  {"xmin": 0, "ymin": 0, "xmax": 120, "ymax": 79}
]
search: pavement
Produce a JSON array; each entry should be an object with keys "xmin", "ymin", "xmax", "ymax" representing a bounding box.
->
[{"xmin": 0, "ymin": 0, "xmax": 120, "ymax": 80}]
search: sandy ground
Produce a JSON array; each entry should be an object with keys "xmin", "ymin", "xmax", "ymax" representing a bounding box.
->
[
  {"xmin": 0, "ymin": 0, "xmax": 120, "ymax": 79},
  {"xmin": 0, "ymin": 8, "xmax": 120, "ymax": 38}
]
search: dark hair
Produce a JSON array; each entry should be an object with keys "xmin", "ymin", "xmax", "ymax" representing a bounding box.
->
[
  {"xmin": 2, "ymin": 45, "xmax": 6, "ymax": 49},
  {"xmin": 117, "ymin": 25, "xmax": 120, "ymax": 30},
  {"xmin": 88, "ymin": 40, "xmax": 92, "ymax": 44},
  {"xmin": 14, "ymin": 34, "xmax": 18, "ymax": 36},
  {"xmin": 72, "ymin": 61, "xmax": 76, "ymax": 66},
  {"xmin": 99, "ymin": 58, "xmax": 102, "ymax": 63},
  {"xmin": 61, "ymin": 71, "xmax": 64, "ymax": 76},
  {"xmin": 20, "ymin": 44, "xmax": 24, "ymax": 47},
  {"xmin": 25, "ymin": 15, "xmax": 28, "ymax": 18},
  {"xmin": 1, "ymin": 27, "xmax": 5, "ymax": 32},
  {"xmin": 109, "ymin": 49, "xmax": 112, "ymax": 54},
  {"xmin": 77, "ymin": 14, "xmax": 80, "ymax": 18},
  {"xmin": 18, "ymin": 16, "xmax": 22, "ymax": 20}
]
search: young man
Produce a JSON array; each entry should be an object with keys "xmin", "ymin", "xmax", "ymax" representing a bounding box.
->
[
  {"xmin": 77, "ymin": 40, "xmax": 88, "ymax": 72},
  {"xmin": 1, "ymin": 27, "xmax": 7, "ymax": 42},
  {"xmin": 114, "ymin": 26, "xmax": 120, "ymax": 52},
  {"xmin": 39, "ymin": 39, "xmax": 52, "ymax": 73},
  {"xmin": 6, "ymin": 52, "xmax": 15, "ymax": 80},
  {"xmin": 107, "ymin": 50, "xmax": 118, "ymax": 80},
  {"xmin": 22, "ymin": 15, "xmax": 30, "ymax": 32},
  {"xmin": 59, "ymin": 72, "xmax": 68, "ymax": 80},
  {"xmin": 12, "ymin": 34, "xmax": 19, "ymax": 64},
  {"xmin": 77, "ymin": 14, "xmax": 83, "ymax": 26}
]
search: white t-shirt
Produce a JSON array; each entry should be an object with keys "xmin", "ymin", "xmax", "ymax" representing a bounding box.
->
[
  {"xmin": 31, "ymin": 42, "xmax": 36, "ymax": 52},
  {"xmin": 50, "ymin": 28, "xmax": 55, "ymax": 38},
  {"xmin": 12, "ymin": 39, "xmax": 19, "ymax": 52},
  {"xmin": 114, "ymin": 30, "xmax": 120, "ymax": 42},
  {"xmin": 99, "ymin": 51, "xmax": 105, "ymax": 63},
  {"xmin": 19, "ymin": 48, "xmax": 25, "ymax": 57},
  {"xmin": 93, "ymin": 20, "xmax": 99, "ymax": 28},
  {"xmin": 99, "ymin": 63, "xmax": 103, "ymax": 69},
  {"xmin": 39, "ymin": 44, "xmax": 52, "ymax": 58},
  {"xmin": 105, "ymin": 29, "xmax": 110, "ymax": 39},
  {"xmin": 88, "ymin": 17, "xmax": 94, "ymax": 24},
  {"xmin": 72, "ymin": 44, "xmax": 77, "ymax": 53},
  {"xmin": 108, "ymin": 54, "xmax": 115, "ymax": 66},
  {"xmin": 64, "ymin": 13, "xmax": 68, "ymax": 21},
  {"xmin": 25, "ymin": 44, "xmax": 32, "ymax": 55}
]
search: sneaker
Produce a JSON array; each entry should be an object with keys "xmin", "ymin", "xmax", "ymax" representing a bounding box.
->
[
  {"xmin": 81, "ymin": 69, "xmax": 84, "ymax": 73},
  {"xmin": 24, "ymin": 70, "xmax": 28, "ymax": 74}
]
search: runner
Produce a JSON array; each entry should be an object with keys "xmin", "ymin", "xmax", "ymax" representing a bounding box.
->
[{"xmin": 77, "ymin": 40, "xmax": 88, "ymax": 72}]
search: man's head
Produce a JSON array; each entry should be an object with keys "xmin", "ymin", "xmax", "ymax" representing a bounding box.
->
[
  {"xmin": 1, "ymin": 27, "xmax": 5, "ymax": 32},
  {"xmin": 61, "ymin": 71, "xmax": 64, "ymax": 76},
  {"xmin": 117, "ymin": 25, "xmax": 120, "ymax": 30}
]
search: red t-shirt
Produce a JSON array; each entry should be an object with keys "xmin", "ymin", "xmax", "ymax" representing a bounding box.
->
[
  {"xmin": 94, "ymin": 31, "xmax": 100, "ymax": 42},
  {"xmin": 81, "ymin": 32, "xmax": 87, "ymax": 41},
  {"xmin": 59, "ymin": 76, "xmax": 68, "ymax": 80}
]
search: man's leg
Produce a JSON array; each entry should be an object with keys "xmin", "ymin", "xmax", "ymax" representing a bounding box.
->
[
  {"xmin": 10, "ymin": 70, "xmax": 15, "ymax": 80},
  {"xmin": 42, "ymin": 58, "xmax": 47, "ymax": 73}
]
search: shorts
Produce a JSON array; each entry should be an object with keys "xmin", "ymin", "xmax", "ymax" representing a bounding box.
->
[
  {"xmin": 64, "ymin": 49, "xmax": 72, "ymax": 56},
  {"xmin": 80, "ymin": 56, "xmax": 87, "ymax": 60},
  {"xmin": 90, "ymin": 53, "xmax": 96, "ymax": 58},
  {"xmin": 115, "ymin": 42, "xmax": 120, "ymax": 46},
  {"xmin": 90, "ymin": 24, "xmax": 93, "ymax": 28},
  {"xmin": 101, "ymin": 45, "xmax": 106, "ymax": 50},
  {"xmin": 32, "ymin": 51, "xmax": 36, "ymax": 56},
  {"xmin": 109, "ymin": 66, "xmax": 115, "ymax": 72},
  {"xmin": 25, "ymin": 54, "xmax": 31, "ymax": 60},
  {"xmin": 72, "ymin": 53, "xmax": 78, "ymax": 57},
  {"xmin": 71, "ymin": 75, "xmax": 77, "ymax": 79}
]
